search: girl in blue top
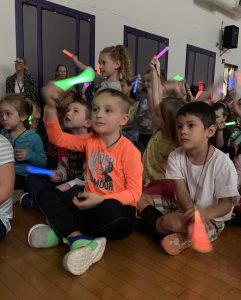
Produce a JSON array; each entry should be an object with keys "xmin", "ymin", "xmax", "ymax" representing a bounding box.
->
[{"xmin": 0, "ymin": 94, "xmax": 47, "ymax": 190}]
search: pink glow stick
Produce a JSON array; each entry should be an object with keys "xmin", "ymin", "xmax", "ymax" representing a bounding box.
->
[
  {"xmin": 83, "ymin": 82, "xmax": 91, "ymax": 91},
  {"xmin": 63, "ymin": 49, "xmax": 73, "ymax": 58},
  {"xmin": 216, "ymin": 87, "xmax": 223, "ymax": 94},
  {"xmin": 154, "ymin": 47, "xmax": 169, "ymax": 59}
]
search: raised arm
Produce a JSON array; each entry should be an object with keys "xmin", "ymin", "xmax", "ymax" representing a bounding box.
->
[
  {"xmin": 149, "ymin": 57, "xmax": 163, "ymax": 112},
  {"xmin": 42, "ymin": 82, "xmax": 63, "ymax": 122},
  {"xmin": 71, "ymin": 55, "xmax": 88, "ymax": 71}
]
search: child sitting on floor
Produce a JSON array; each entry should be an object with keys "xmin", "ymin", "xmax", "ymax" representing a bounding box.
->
[
  {"xmin": 138, "ymin": 102, "xmax": 239, "ymax": 255},
  {"xmin": 0, "ymin": 94, "xmax": 47, "ymax": 192},
  {"xmin": 21, "ymin": 99, "xmax": 91, "ymax": 208},
  {"xmin": 28, "ymin": 86, "xmax": 143, "ymax": 275}
]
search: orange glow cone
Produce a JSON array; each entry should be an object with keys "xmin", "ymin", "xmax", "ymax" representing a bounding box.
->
[{"xmin": 192, "ymin": 210, "xmax": 213, "ymax": 253}]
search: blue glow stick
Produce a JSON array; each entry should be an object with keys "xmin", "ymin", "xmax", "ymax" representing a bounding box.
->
[
  {"xmin": 228, "ymin": 76, "xmax": 236, "ymax": 89},
  {"xmin": 133, "ymin": 79, "xmax": 139, "ymax": 93},
  {"xmin": 26, "ymin": 165, "xmax": 56, "ymax": 176}
]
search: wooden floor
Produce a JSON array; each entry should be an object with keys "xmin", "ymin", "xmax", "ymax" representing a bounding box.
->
[{"xmin": 0, "ymin": 205, "xmax": 241, "ymax": 300}]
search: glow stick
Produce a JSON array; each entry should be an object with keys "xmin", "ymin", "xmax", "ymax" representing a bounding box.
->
[
  {"xmin": 225, "ymin": 121, "xmax": 236, "ymax": 126},
  {"xmin": 83, "ymin": 82, "xmax": 91, "ymax": 90},
  {"xmin": 54, "ymin": 67, "xmax": 95, "ymax": 91},
  {"xmin": 63, "ymin": 49, "xmax": 73, "ymax": 58},
  {"xmin": 192, "ymin": 210, "xmax": 213, "ymax": 253},
  {"xmin": 195, "ymin": 90, "xmax": 203, "ymax": 100},
  {"xmin": 216, "ymin": 87, "xmax": 223, "ymax": 94},
  {"xmin": 154, "ymin": 47, "xmax": 169, "ymax": 59},
  {"xmin": 26, "ymin": 166, "xmax": 56, "ymax": 176},
  {"xmin": 195, "ymin": 81, "xmax": 204, "ymax": 100},
  {"xmin": 210, "ymin": 92, "xmax": 214, "ymax": 103},
  {"xmin": 28, "ymin": 116, "xmax": 32, "ymax": 125},
  {"xmin": 133, "ymin": 79, "xmax": 139, "ymax": 93},
  {"xmin": 237, "ymin": 72, "xmax": 241, "ymax": 86},
  {"xmin": 228, "ymin": 76, "xmax": 236, "ymax": 89},
  {"xmin": 198, "ymin": 81, "xmax": 204, "ymax": 91},
  {"xmin": 173, "ymin": 75, "xmax": 183, "ymax": 81},
  {"xmin": 96, "ymin": 64, "xmax": 101, "ymax": 75}
]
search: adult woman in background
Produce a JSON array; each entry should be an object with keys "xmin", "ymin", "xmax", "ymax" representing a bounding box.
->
[
  {"xmin": 54, "ymin": 64, "xmax": 69, "ymax": 80},
  {"xmin": 6, "ymin": 57, "xmax": 37, "ymax": 102}
]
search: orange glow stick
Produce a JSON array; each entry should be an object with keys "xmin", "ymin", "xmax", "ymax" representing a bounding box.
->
[
  {"xmin": 195, "ymin": 81, "xmax": 204, "ymax": 100},
  {"xmin": 210, "ymin": 92, "xmax": 214, "ymax": 103},
  {"xmin": 192, "ymin": 210, "xmax": 213, "ymax": 253},
  {"xmin": 96, "ymin": 64, "xmax": 101, "ymax": 75},
  {"xmin": 195, "ymin": 90, "xmax": 203, "ymax": 100},
  {"xmin": 63, "ymin": 49, "xmax": 73, "ymax": 58}
]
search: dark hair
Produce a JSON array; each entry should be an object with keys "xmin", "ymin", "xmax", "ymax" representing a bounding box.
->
[
  {"xmin": 54, "ymin": 64, "xmax": 69, "ymax": 79},
  {"xmin": 0, "ymin": 93, "xmax": 33, "ymax": 129},
  {"xmin": 212, "ymin": 101, "xmax": 231, "ymax": 120},
  {"xmin": 16, "ymin": 57, "xmax": 27, "ymax": 65},
  {"xmin": 177, "ymin": 101, "xmax": 216, "ymax": 129},
  {"xmin": 94, "ymin": 88, "xmax": 131, "ymax": 113},
  {"xmin": 190, "ymin": 85, "xmax": 198, "ymax": 97},
  {"xmin": 68, "ymin": 98, "xmax": 92, "ymax": 120}
]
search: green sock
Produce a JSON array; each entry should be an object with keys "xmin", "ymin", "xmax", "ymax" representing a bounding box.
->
[
  {"xmin": 70, "ymin": 239, "xmax": 97, "ymax": 251},
  {"xmin": 47, "ymin": 228, "xmax": 60, "ymax": 247}
]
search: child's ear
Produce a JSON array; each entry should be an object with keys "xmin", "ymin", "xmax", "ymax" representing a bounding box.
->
[
  {"xmin": 84, "ymin": 119, "xmax": 92, "ymax": 128},
  {"xmin": 207, "ymin": 124, "xmax": 217, "ymax": 138},
  {"xmin": 20, "ymin": 113, "xmax": 28, "ymax": 122},
  {"xmin": 120, "ymin": 114, "xmax": 129, "ymax": 126},
  {"xmin": 115, "ymin": 60, "xmax": 121, "ymax": 70}
]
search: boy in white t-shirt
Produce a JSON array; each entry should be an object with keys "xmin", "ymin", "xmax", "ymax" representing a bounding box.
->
[{"xmin": 138, "ymin": 102, "xmax": 239, "ymax": 255}]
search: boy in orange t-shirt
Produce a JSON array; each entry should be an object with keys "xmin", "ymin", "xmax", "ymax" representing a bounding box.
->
[{"xmin": 28, "ymin": 86, "xmax": 143, "ymax": 276}]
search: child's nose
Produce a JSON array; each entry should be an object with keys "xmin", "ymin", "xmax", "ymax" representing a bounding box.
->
[
  {"xmin": 180, "ymin": 127, "xmax": 187, "ymax": 135},
  {"xmin": 96, "ymin": 109, "xmax": 103, "ymax": 117}
]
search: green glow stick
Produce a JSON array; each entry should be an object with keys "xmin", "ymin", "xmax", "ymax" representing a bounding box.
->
[
  {"xmin": 54, "ymin": 67, "xmax": 95, "ymax": 91},
  {"xmin": 173, "ymin": 75, "xmax": 184, "ymax": 81},
  {"xmin": 225, "ymin": 121, "xmax": 236, "ymax": 126},
  {"xmin": 28, "ymin": 115, "xmax": 32, "ymax": 125}
]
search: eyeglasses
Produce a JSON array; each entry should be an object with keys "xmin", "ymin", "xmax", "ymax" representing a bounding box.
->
[{"xmin": 14, "ymin": 60, "xmax": 24, "ymax": 64}]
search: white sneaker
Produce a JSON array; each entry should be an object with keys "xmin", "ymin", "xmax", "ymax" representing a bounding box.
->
[
  {"xmin": 28, "ymin": 224, "xmax": 60, "ymax": 248},
  {"xmin": 63, "ymin": 237, "xmax": 106, "ymax": 275}
]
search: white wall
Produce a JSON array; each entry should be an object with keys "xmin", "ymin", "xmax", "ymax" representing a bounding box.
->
[
  {"xmin": 0, "ymin": 0, "xmax": 16, "ymax": 97},
  {"xmin": 1, "ymin": 0, "xmax": 241, "ymax": 97}
]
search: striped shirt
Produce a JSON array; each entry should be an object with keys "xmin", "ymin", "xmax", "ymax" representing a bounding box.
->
[{"xmin": 0, "ymin": 135, "xmax": 14, "ymax": 232}]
